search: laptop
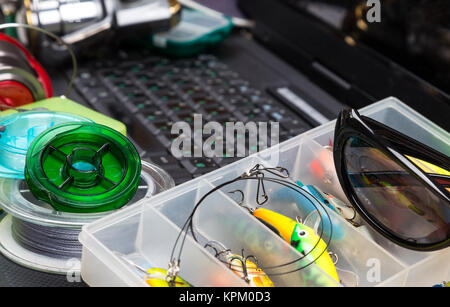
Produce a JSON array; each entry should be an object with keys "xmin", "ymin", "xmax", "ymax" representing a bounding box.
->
[{"xmin": 1, "ymin": 0, "xmax": 449, "ymax": 287}]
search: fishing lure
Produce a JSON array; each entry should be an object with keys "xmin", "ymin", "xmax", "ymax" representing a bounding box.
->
[
  {"xmin": 308, "ymin": 145, "xmax": 350, "ymax": 203},
  {"xmin": 118, "ymin": 254, "xmax": 191, "ymax": 287},
  {"xmin": 273, "ymin": 180, "xmax": 365, "ymax": 242},
  {"xmin": 144, "ymin": 268, "xmax": 191, "ymax": 287},
  {"xmin": 309, "ymin": 145, "xmax": 335, "ymax": 185},
  {"xmin": 205, "ymin": 241, "xmax": 274, "ymax": 287},
  {"xmin": 432, "ymin": 281, "xmax": 450, "ymax": 288},
  {"xmin": 252, "ymin": 208, "xmax": 339, "ymax": 283},
  {"xmin": 297, "ymin": 181, "xmax": 363, "ymax": 227},
  {"xmin": 272, "ymin": 182, "xmax": 344, "ymax": 240},
  {"xmin": 296, "ymin": 181, "xmax": 374, "ymax": 241}
]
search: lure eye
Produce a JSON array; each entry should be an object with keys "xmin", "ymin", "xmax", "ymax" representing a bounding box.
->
[{"xmin": 297, "ymin": 230, "xmax": 308, "ymax": 238}]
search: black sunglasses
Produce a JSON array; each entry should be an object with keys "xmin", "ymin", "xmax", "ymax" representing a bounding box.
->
[{"xmin": 333, "ymin": 109, "xmax": 449, "ymax": 251}]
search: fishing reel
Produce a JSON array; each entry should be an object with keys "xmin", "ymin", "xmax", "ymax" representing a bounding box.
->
[{"xmin": 15, "ymin": 0, "xmax": 181, "ymax": 50}]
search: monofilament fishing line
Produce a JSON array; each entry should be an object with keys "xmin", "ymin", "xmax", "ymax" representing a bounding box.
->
[{"xmin": 0, "ymin": 160, "xmax": 174, "ymax": 273}]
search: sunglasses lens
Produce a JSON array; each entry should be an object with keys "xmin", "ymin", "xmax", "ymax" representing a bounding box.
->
[{"xmin": 343, "ymin": 136, "xmax": 449, "ymax": 246}]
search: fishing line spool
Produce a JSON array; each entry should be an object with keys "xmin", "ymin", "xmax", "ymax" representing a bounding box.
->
[
  {"xmin": 25, "ymin": 122, "xmax": 142, "ymax": 213},
  {"xmin": 0, "ymin": 22, "xmax": 79, "ymax": 103},
  {"xmin": 0, "ymin": 160, "xmax": 174, "ymax": 274},
  {"xmin": 0, "ymin": 32, "xmax": 52, "ymax": 108},
  {"xmin": 0, "ymin": 111, "xmax": 92, "ymax": 179},
  {"xmin": 0, "ymin": 122, "xmax": 174, "ymax": 273}
]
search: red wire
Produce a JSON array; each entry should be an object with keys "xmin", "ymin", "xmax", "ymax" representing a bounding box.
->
[{"xmin": 0, "ymin": 33, "xmax": 53, "ymax": 98}]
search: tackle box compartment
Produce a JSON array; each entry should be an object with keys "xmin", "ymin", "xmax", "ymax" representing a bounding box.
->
[{"xmin": 79, "ymin": 97, "xmax": 450, "ymax": 287}]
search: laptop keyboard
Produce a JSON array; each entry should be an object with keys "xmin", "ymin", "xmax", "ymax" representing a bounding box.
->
[{"xmin": 70, "ymin": 49, "xmax": 313, "ymax": 185}]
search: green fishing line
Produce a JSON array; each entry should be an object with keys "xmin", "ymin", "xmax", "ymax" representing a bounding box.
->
[{"xmin": 25, "ymin": 122, "xmax": 141, "ymax": 213}]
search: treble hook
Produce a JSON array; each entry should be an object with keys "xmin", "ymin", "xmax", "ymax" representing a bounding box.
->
[
  {"xmin": 228, "ymin": 190, "xmax": 254, "ymax": 213},
  {"xmin": 339, "ymin": 206, "xmax": 360, "ymax": 227},
  {"xmin": 204, "ymin": 240, "xmax": 232, "ymax": 258},
  {"xmin": 329, "ymin": 252, "xmax": 339, "ymax": 265},
  {"xmin": 229, "ymin": 249, "xmax": 261, "ymax": 283},
  {"xmin": 228, "ymin": 254, "xmax": 250, "ymax": 282},
  {"xmin": 204, "ymin": 241, "xmax": 260, "ymax": 284},
  {"xmin": 243, "ymin": 252, "xmax": 259, "ymax": 268},
  {"xmin": 228, "ymin": 190, "xmax": 244, "ymax": 206}
]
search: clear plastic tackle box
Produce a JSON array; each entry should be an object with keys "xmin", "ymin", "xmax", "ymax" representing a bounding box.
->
[{"xmin": 79, "ymin": 97, "xmax": 450, "ymax": 287}]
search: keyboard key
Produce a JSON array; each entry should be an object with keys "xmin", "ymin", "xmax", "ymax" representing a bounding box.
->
[
  {"xmin": 180, "ymin": 158, "xmax": 218, "ymax": 175},
  {"xmin": 148, "ymin": 154, "xmax": 180, "ymax": 170},
  {"xmin": 153, "ymin": 121, "xmax": 174, "ymax": 133},
  {"xmin": 147, "ymin": 82, "xmax": 168, "ymax": 92},
  {"xmin": 156, "ymin": 90, "xmax": 179, "ymax": 101},
  {"xmin": 280, "ymin": 118, "xmax": 308, "ymax": 132},
  {"xmin": 167, "ymin": 102, "xmax": 192, "ymax": 114},
  {"xmin": 143, "ymin": 108, "xmax": 166, "ymax": 121},
  {"xmin": 176, "ymin": 112, "xmax": 196, "ymax": 124},
  {"xmin": 192, "ymin": 95, "xmax": 218, "ymax": 107},
  {"xmin": 204, "ymin": 106, "xmax": 231, "ymax": 119}
]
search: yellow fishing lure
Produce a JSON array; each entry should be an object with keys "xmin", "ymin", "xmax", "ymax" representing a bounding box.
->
[
  {"xmin": 253, "ymin": 208, "xmax": 339, "ymax": 283},
  {"xmin": 144, "ymin": 268, "xmax": 191, "ymax": 287}
]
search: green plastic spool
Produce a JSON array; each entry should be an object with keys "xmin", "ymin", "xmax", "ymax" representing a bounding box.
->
[{"xmin": 25, "ymin": 122, "xmax": 141, "ymax": 213}]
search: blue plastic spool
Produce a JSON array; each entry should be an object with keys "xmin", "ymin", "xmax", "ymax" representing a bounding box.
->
[{"xmin": 0, "ymin": 111, "xmax": 91, "ymax": 179}]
